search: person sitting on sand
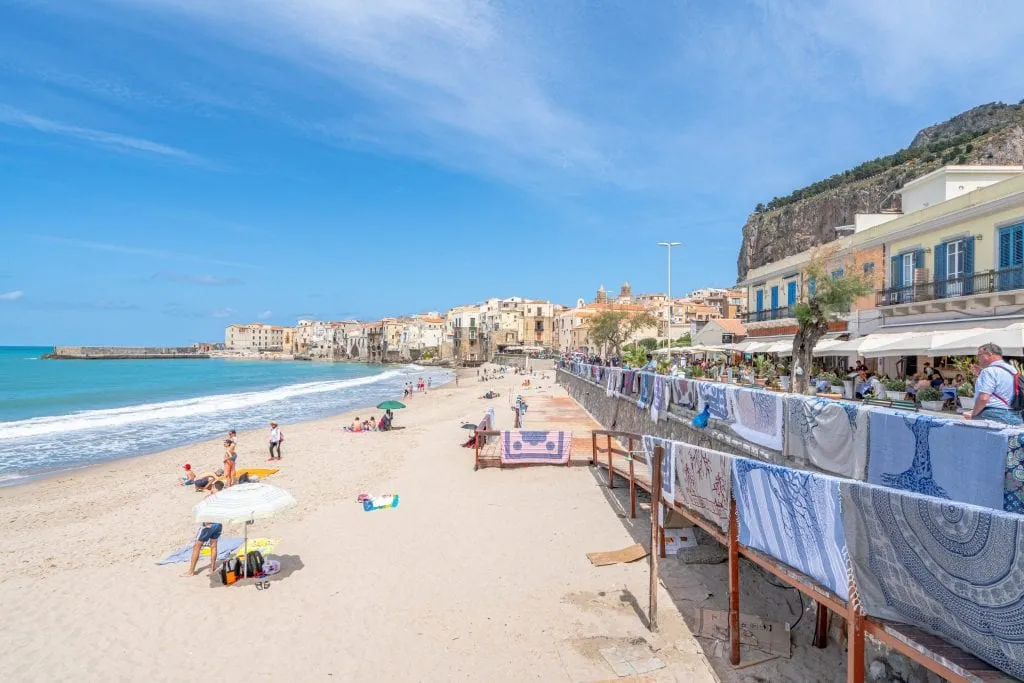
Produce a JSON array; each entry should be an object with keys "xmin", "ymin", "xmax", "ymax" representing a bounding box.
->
[
  {"xmin": 183, "ymin": 520, "xmax": 223, "ymax": 577},
  {"xmin": 180, "ymin": 463, "xmax": 196, "ymax": 486},
  {"xmin": 193, "ymin": 468, "xmax": 226, "ymax": 492},
  {"xmin": 353, "ymin": 417, "xmax": 362, "ymax": 433}
]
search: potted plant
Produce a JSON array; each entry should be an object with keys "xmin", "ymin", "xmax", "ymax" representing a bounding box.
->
[
  {"xmin": 958, "ymin": 380, "xmax": 975, "ymax": 411},
  {"xmin": 882, "ymin": 377, "xmax": 906, "ymax": 401},
  {"xmin": 917, "ymin": 386, "xmax": 945, "ymax": 411},
  {"xmin": 776, "ymin": 359, "xmax": 792, "ymax": 392},
  {"xmin": 818, "ymin": 371, "xmax": 843, "ymax": 394}
]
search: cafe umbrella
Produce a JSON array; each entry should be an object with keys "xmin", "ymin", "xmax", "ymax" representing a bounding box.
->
[{"xmin": 193, "ymin": 483, "xmax": 295, "ymax": 578}]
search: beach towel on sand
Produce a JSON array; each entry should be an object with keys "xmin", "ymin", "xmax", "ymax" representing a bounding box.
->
[
  {"xmin": 843, "ymin": 481, "xmax": 1024, "ymax": 679},
  {"xmin": 158, "ymin": 537, "xmax": 244, "ymax": 565},
  {"xmin": 500, "ymin": 431, "xmax": 572, "ymax": 465}
]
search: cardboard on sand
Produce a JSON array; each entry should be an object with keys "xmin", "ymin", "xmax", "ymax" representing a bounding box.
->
[{"xmin": 586, "ymin": 543, "xmax": 649, "ymax": 567}]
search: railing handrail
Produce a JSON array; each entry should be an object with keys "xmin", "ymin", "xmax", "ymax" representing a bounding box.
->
[{"xmin": 591, "ymin": 428, "xmax": 644, "ymax": 440}]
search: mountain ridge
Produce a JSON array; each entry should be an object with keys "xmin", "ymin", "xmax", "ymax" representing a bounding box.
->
[{"xmin": 736, "ymin": 101, "xmax": 1024, "ymax": 281}]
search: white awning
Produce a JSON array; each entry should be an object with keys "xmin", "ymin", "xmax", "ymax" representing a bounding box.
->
[
  {"xmin": 860, "ymin": 331, "xmax": 937, "ymax": 358},
  {"xmin": 811, "ymin": 338, "xmax": 851, "ymax": 356},
  {"xmin": 928, "ymin": 323, "xmax": 1024, "ymax": 356}
]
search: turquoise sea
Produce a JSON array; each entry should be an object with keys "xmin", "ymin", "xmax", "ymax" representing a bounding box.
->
[{"xmin": 0, "ymin": 347, "xmax": 450, "ymax": 485}]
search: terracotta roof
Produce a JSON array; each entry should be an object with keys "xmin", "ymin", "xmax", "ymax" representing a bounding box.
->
[{"xmin": 711, "ymin": 318, "xmax": 747, "ymax": 335}]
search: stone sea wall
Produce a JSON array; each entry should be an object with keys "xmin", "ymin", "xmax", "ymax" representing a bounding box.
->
[{"xmin": 49, "ymin": 346, "xmax": 208, "ymax": 359}]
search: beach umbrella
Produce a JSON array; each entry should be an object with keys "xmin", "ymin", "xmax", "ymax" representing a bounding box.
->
[
  {"xmin": 377, "ymin": 400, "xmax": 406, "ymax": 410},
  {"xmin": 461, "ymin": 423, "xmax": 479, "ymax": 430},
  {"xmin": 193, "ymin": 483, "xmax": 296, "ymax": 577}
]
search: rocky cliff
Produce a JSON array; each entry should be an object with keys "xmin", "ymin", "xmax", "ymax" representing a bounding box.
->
[{"xmin": 737, "ymin": 102, "xmax": 1024, "ymax": 281}]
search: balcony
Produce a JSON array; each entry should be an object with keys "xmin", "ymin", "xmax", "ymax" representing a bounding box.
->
[
  {"xmin": 742, "ymin": 305, "xmax": 796, "ymax": 323},
  {"xmin": 876, "ymin": 266, "xmax": 1024, "ymax": 310}
]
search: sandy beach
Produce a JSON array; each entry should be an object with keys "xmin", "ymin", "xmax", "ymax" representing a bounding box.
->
[{"xmin": 0, "ymin": 366, "xmax": 727, "ymax": 682}]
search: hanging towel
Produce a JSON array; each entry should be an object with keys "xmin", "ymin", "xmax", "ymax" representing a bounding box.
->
[
  {"xmin": 698, "ymin": 381, "xmax": 730, "ymax": 421},
  {"xmin": 500, "ymin": 431, "xmax": 572, "ymax": 465},
  {"xmin": 670, "ymin": 377, "xmax": 699, "ymax": 410},
  {"xmin": 867, "ymin": 409, "xmax": 1007, "ymax": 509},
  {"xmin": 727, "ymin": 386, "xmax": 784, "ymax": 451},
  {"xmin": 651, "ymin": 375, "xmax": 669, "ymax": 422},
  {"xmin": 620, "ymin": 370, "xmax": 635, "ymax": 398},
  {"xmin": 732, "ymin": 458, "xmax": 849, "ymax": 600},
  {"xmin": 637, "ymin": 372, "xmax": 654, "ymax": 410},
  {"xmin": 674, "ymin": 442, "xmax": 733, "ymax": 531},
  {"xmin": 605, "ymin": 367, "xmax": 619, "ymax": 397},
  {"xmin": 843, "ymin": 481, "xmax": 1024, "ymax": 680},
  {"xmin": 1005, "ymin": 431, "xmax": 1024, "ymax": 514},
  {"xmin": 642, "ymin": 435, "xmax": 677, "ymax": 501},
  {"xmin": 784, "ymin": 396, "xmax": 868, "ymax": 479}
]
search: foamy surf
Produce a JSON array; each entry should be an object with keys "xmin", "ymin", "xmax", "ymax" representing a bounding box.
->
[{"xmin": 0, "ymin": 370, "xmax": 404, "ymax": 440}]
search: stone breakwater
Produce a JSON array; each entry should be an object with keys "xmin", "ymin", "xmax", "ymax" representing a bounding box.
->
[{"xmin": 45, "ymin": 346, "xmax": 209, "ymax": 360}]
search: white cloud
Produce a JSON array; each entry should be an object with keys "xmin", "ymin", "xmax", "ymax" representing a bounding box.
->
[
  {"xmin": 0, "ymin": 104, "xmax": 204, "ymax": 163},
  {"xmin": 0, "ymin": 290, "xmax": 24, "ymax": 301},
  {"xmin": 94, "ymin": 0, "xmax": 608, "ymax": 185},
  {"xmin": 257, "ymin": 309, "xmax": 272, "ymax": 319}
]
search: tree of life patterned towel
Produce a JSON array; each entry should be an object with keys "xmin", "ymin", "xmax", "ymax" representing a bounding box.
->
[{"xmin": 500, "ymin": 431, "xmax": 573, "ymax": 465}]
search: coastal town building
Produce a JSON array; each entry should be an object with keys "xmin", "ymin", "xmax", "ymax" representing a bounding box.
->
[
  {"xmin": 691, "ymin": 318, "xmax": 747, "ymax": 346},
  {"xmin": 554, "ymin": 301, "xmax": 658, "ymax": 355},
  {"xmin": 224, "ymin": 323, "xmax": 285, "ymax": 352},
  {"xmin": 738, "ymin": 164, "xmax": 1024, "ymax": 373}
]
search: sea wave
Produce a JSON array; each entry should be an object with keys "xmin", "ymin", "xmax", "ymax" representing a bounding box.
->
[{"xmin": 0, "ymin": 369, "xmax": 403, "ymax": 440}]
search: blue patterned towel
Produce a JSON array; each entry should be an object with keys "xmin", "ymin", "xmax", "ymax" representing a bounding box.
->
[
  {"xmin": 698, "ymin": 381, "xmax": 731, "ymax": 421},
  {"xmin": 785, "ymin": 396, "xmax": 868, "ymax": 479},
  {"xmin": 843, "ymin": 481, "xmax": 1024, "ymax": 679},
  {"xmin": 1006, "ymin": 432, "xmax": 1024, "ymax": 514},
  {"xmin": 867, "ymin": 409, "xmax": 1007, "ymax": 509},
  {"xmin": 637, "ymin": 372, "xmax": 654, "ymax": 409},
  {"xmin": 732, "ymin": 458, "xmax": 849, "ymax": 600},
  {"xmin": 651, "ymin": 375, "xmax": 669, "ymax": 422},
  {"xmin": 727, "ymin": 386, "xmax": 784, "ymax": 451}
]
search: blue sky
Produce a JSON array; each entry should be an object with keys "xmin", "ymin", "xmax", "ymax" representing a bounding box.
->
[{"xmin": 2, "ymin": 0, "xmax": 1024, "ymax": 345}]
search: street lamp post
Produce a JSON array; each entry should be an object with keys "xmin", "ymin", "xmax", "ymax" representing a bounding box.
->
[{"xmin": 657, "ymin": 241, "xmax": 681, "ymax": 347}]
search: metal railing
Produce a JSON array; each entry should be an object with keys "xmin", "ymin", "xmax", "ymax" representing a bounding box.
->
[
  {"xmin": 741, "ymin": 304, "xmax": 796, "ymax": 323},
  {"xmin": 876, "ymin": 265, "xmax": 1024, "ymax": 306}
]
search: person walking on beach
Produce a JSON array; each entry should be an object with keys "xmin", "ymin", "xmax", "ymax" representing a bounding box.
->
[
  {"xmin": 184, "ymin": 521, "xmax": 223, "ymax": 577},
  {"xmin": 268, "ymin": 422, "xmax": 283, "ymax": 460},
  {"xmin": 223, "ymin": 440, "xmax": 237, "ymax": 485}
]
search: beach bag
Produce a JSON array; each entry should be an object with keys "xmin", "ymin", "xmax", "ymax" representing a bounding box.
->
[
  {"xmin": 692, "ymin": 406, "xmax": 710, "ymax": 429},
  {"xmin": 221, "ymin": 558, "xmax": 242, "ymax": 585},
  {"xmin": 244, "ymin": 550, "xmax": 265, "ymax": 577},
  {"xmin": 993, "ymin": 365, "xmax": 1024, "ymax": 412}
]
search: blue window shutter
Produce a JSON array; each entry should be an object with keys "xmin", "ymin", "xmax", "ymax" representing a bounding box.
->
[
  {"xmin": 934, "ymin": 242, "xmax": 946, "ymax": 298},
  {"xmin": 1000, "ymin": 227, "xmax": 1012, "ymax": 268},
  {"xmin": 1016, "ymin": 227, "xmax": 1024, "ymax": 266},
  {"xmin": 756, "ymin": 290, "xmax": 763, "ymax": 312},
  {"xmin": 890, "ymin": 255, "xmax": 901, "ymax": 288},
  {"xmin": 770, "ymin": 286, "xmax": 779, "ymax": 309},
  {"xmin": 787, "ymin": 281, "xmax": 797, "ymax": 305},
  {"xmin": 964, "ymin": 238, "xmax": 974, "ymax": 275},
  {"xmin": 933, "ymin": 243, "xmax": 946, "ymax": 280},
  {"xmin": 808, "ymin": 278, "xmax": 817, "ymax": 296},
  {"xmin": 914, "ymin": 248, "xmax": 924, "ymax": 269}
]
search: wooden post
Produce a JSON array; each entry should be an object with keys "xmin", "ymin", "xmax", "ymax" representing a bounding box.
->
[
  {"xmin": 728, "ymin": 497, "xmax": 740, "ymax": 665},
  {"xmin": 628, "ymin": 457, "xmax": 636, "ymax": 518},
  {"xmin": 813, "ymin": 602, "xmax": 829, "ymax": 649},
  {"xmin": 608, "ymin": 436, "xmax": 615, "ymax": 489},
  {"xmin": 591, "ymin": 432, "xmax": 597, "ymax": 466},
  {"xmin": 474, "ymin": 431, "xmax": 480, "ymax": 470},
  {"xmin": 847, "ymin": 610, "xmax": 865, "ymax": 683},
  {"xmin": 649, "ymin": 445, "xmax": 663, "ymax": 632}
]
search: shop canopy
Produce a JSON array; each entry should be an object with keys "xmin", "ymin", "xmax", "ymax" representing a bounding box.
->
[{"xmin": 927, "ymin": 323, "xmax": 1024, "ymax": 356}]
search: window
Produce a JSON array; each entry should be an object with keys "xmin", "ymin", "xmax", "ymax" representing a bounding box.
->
[
  {"xmin": 862, "ymin": 262, "xmax": 874, "ymax": 275},
  {"xmin": 831, "ymin": 268, "xmax": 844, "ymax": 279},
  {"xmin": 902, "ymin": 253, "xmax": 914, "ymax": 288},
  {"xmin": 808, "ymin": 278, "xmax": 816, "ymax": 297},
  {"xmin": 947, "ymin": 240, "xmax": 964, "ymax": 279}
]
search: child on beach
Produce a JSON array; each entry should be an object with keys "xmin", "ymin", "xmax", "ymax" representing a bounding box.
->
[{"xmin": 180, "ymin": 463, "xmax": 196, "ymax": 485}]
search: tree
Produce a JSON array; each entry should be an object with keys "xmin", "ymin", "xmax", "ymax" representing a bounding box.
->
[
  {"xmin": 675, "ymin": 332, "xmax": 692, "ymax": 346},
  {"xmin": 586, "ymin": 309, "xmax": 659, "ymax": 358},
  {"xmin": 791, "ymin": 248, "xmax": 872, "ymax": 394}
]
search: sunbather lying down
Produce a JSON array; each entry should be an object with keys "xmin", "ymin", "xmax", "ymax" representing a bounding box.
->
[{"xmin": 481, "ymin": 391, "xmax": 500, "ymax": 399}]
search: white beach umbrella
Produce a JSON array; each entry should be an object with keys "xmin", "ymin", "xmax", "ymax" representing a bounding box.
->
[{"xmin": 193, "ymin": 483, "xmax": 295, "ymax": 577}]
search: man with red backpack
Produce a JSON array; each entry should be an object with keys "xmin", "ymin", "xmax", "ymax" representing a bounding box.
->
[{"xmin": 964, "ymin": 343, "xmax": 1024, "ymax": 425}]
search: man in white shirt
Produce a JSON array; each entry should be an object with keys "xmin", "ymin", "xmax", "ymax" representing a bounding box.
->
[
  {"xmin": 268, "ymin": 422, "xmax": 283, "ymax": 460},
  {"xmin": 964, "ymin": 343, "xmax": 1023, "ymax": 425}
]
